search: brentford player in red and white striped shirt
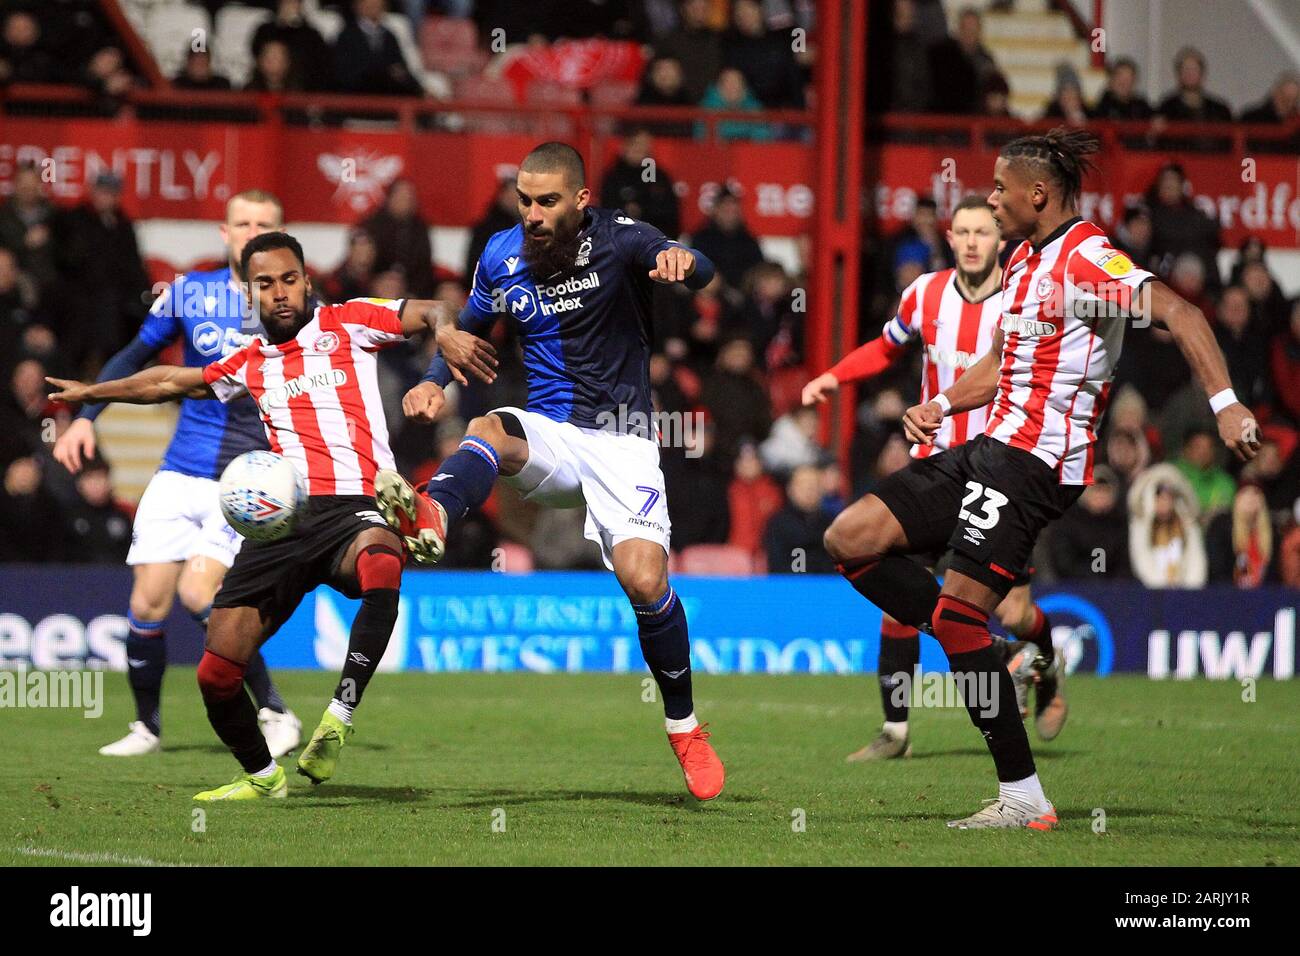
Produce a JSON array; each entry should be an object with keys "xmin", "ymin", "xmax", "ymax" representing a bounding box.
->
[
  {"xmin": 48, "ymin": 231, "xmax": 497, "ymax": 801},
  {"xmin": 804, "ymin": 196, "xmax": 1058, "ymax": 765},
  {"xmin": 824, "ymin": 130, "xmax": 1258, "ymax": 831}
]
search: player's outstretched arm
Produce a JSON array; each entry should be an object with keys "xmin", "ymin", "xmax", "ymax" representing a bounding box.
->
[
  {"xmin": 1144, "ymin": 280, "xmax": 1259, "ymax": 462},
  {"xmin": 46, "ymin": 366, "xmax": 212, "ymax": 407},
  {"xmin": 902, "ymin": 330, "xmax": 1003, "ymax": 445},
  {"xmin": 803, "ymin": 335, "xmax": 910, "ymax": 405},
  {"xmin": 401, "ymin": 299, "xmax": 498, "ymax": 386}
]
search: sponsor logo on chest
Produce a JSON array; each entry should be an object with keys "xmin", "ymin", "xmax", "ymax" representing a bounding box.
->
[
  {"xmin": 258, "ymin": 367, "xmax": 348, "ymax": 412},
  {"xmin": 925, "ymin": 344, "xmax": 979, "ymax": 369},
  {"xmin": 537, "ymin": 271, "xmax": 600, "ymax": 316},
  {"xmin": 999, "ymin": 313, "xmax": 1056, "ymax": 337}
]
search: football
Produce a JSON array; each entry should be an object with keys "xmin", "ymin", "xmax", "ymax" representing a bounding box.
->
[{"xmin": 218, "ymin": 450, "xmax": 307, "ymax": 542}]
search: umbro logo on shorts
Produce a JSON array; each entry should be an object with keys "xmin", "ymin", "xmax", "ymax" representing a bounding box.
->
[{"xmin": 963, "ymin": 527, "xmax": 986, "ymax": 546}]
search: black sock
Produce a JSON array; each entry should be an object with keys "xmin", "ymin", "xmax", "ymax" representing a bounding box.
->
[
  {"xmin": 837, "ymin": 556, "xmax": 941, "ymax": 630},
  {"xmin": 425, "ymin": 439, "xmax": 500, "ymax": 527},
  {"xmin": 635, "ymin": 587, "xmax": 694, "ymax": 721},
  {"xmin": 878, "ymin": 621, "xmax": 920, "ymax": 724},
  {"xmin": 948, "ymin": 644, "xmax": 1037, "ymax": 782},
  {"xmin": 125, "ymin": 619, "xmax": 165, "ymax": 736},
  {"xmin": 204, "ymin": 689, "xmax": 272, "ymax": 773},
  {"xmin": 331, "ymin": 588, "xmax": 399, "ymax": 711},
  {"xmin": 243, "ymin": 652, "xmax": 285, "ymax": 713}
]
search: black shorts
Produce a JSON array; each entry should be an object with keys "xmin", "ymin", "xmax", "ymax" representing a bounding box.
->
[
  {"xmin": 212, "ymin": 495, "xmax": 392, "ymax": 629},
  {"xmin": 874, "ymin": 435, "xmax": 1080, "ymax": 596}
]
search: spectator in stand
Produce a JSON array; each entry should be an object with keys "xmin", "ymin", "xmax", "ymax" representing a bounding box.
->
[
  {"xmin": 253, "ymin": 0, "xmax": 333, "ymax": 92},
  {"xmin": 887, "ymin": 197, "xmax": 953, "ymax": 277},
  {"xmin": 927, "ymin": 6, "xmax": 998, "ymax": 115},
  {"xmin": 1241, "ymin": 439, "xmax": 1300, "ymax": 514},
  {"xmin": 1147, "ymin": 163, "xmax": 1221, "ymax": 293},
  {"xmin": 360, "ymin": 178, "xmax": 435, "ymax": 298},
  {"xmin": 701, "ymin": 336, "xmax": 771, "ymax": 466},
  {"xmin": 1239, "ymin": 259, "xmax": 1289, "ymax": 337},
  {"xmin": 245, "ymin": 39, "xmax": 299, "ymax": 92},
  {"xmin": 1206, "ymin": 484, "xmax": 1274, "ymax": 587},
  {"xmin": 1128, "ymin": 464, "xmax": 1207, "ymax": 588},
  {"xmin": 1271, "ymin": 299, "xmax": 1300, "ymax": 426},
  {"xmin": 727, "ymin": 440, "xmax": 783, "ymax": 560},
  {"xmin": 321, "ymin": 229, "xmax": 379, "ymax": 303},
  {"xmin": 1167, "ymin": 253, "xmax": 1216, "ymax": 323},
  {"xmin": 696, "ymin": 68, "xmax": 773, "ymax": 143},
  {"xmin": 1048, "ymin": 465, "xmax": 1130, "ymax": 579},
  {"xmin": 0, "ymin": 356, "xmax": 61, "ymax": 469},
  {"xmin": 1107, "ymin": 384, "xmax": 1164, "ymax": 463},
  {"xmin": 979, "ymin": 71, "xmax": 1012, "ymax": 118},
  {"xmin": 1213, "ymin": 285, "xmax": 1271, "ymax": 410},
  {"xmin": 661, "ymin": 421, "xmax": 731, "ymax": 549},
  {"xmin": 56, "ymin": 171, "xmax": 150, "ymax": 372},
  {"xmin": 869, "ymin": 0, "xmax": 932, "ymax": 113},
  {"xmin": 333, "ymin": 0, "xmax": 422, "ymax": 96},
  {"xmin": 1174, "ymin": 427, "xmax": 1236, "ymax": 519},
  {"xmin": 738, "ymin": 261, "xmax": 799, "ymax": 369},
  {"xmin": 464, "ymin": 175, "xmax": 519, "ymax": 283},
  {"xmin": 173, "ymin": 47, "xmax": 231, "ymax": 90},
  {"xmin": 1042, "ymin": 68, "xmax": 1089, "ymax": 126},
  {"xmin": 0, "ymin": 246, "xmax": 44, "ymax": 374},
  {"xmin": 83, "ymin": 45, "xmax": 138, "ymax": 112},
  {"xmin": 1113, "ymin": 317, "xmax": 1189, "ymax": 416},
  {"xmin": 1113, "ymin": 205, "xmax": 1157, "ymax": 273},
  {"xmin": 634, "ymin": 57, "xmax": 695, "ymax": 136},
  {"xmin": 1228, "ymin": 235, "xmax": 1268, "ymax": 286},
  {"xmin": 690, "ymin": 190, "xmax": 765, "ymax": 290},
  {"xmin": 599, "ymin": 129, "xmax": 681, "ymax": 239},
  {"xmin": 722, "ymin": 0, "xmax": 805, "ymax": 109},
  {"xmin": 0, "ymin": 163, "xmax": 58, "ymax": 293},
  {"xmin": 763, "ymin": 464, "xmax": 836, "ymax": 574},
  {"xmin": 1091, "ymin": 57, "xmax": 1152, "ymax": 120},
  {"xmin": 1157, "ymin": 46, "xmax": 1232, "ymax": 122},
  {"xmin": 657, "ymin": 271, "xmax": 736, "ymax": 371},
  {"xmin": 653, "ymin": 0, "xmax": 723, "ymax": 104},
  {"xmin": 0, "ymin": 10, "xmax": 57, "ymax": 85},
  {"xmin": 1103, "ymin": 427, "xmax": 1151, "ymax": 495},
  {"xmin": 759, "ymin": 404, "xmax": 824, "ymax": 481},
  {"xmin": 61, "ymin": 455, "xmax": 132, "ymax": 564},
  {"xmin": 0, "ymin": 455, "xmax": 62, "ymax": 562},
  {"xmin": 1240, "ymin": 70, "xmax": 1299, "ymax": 124}
]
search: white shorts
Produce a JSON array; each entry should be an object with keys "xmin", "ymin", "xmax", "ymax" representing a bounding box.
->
[
  {"xmin": 126, "ymin": 470, "xmax": 243, "ymax": 569},
  {"xmin": 493, "ymin": 406, "xmax": 671, "ymax": 570}
]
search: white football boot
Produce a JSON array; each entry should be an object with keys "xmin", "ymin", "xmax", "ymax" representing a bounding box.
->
[
  {"xmin": 98, "ymin": 721, "xmax": 161, "ymax": 756},
  {"xmin": 259, "ymin": 708, "xmax": 303, "ymax": 758},
  {"xmin": 947, "ymin": 797, "xmax": 1058, "ymax": 830}
]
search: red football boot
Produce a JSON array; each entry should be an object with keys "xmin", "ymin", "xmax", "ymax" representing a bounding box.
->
[
  {"xmin": 374, "ymin": 469, "xmax": 448, "ymax": 566},
  {"xmin": 668, "ymin": 723, "xmax": 725, "ymax": 801}
]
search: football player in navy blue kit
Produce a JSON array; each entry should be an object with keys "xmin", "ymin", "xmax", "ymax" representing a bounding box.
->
[
  {"xmin": 375, "ymin": 142, "xmax": 726, "ymax": 799},
  {"xmin": 53, "ymin": 190, "xmax": 301, "ymax": 758}
]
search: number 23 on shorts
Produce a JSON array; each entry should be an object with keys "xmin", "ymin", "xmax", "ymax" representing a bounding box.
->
[{"xmin": 960, "ymin": 480, "xmax": 1008, "ymax": 531}]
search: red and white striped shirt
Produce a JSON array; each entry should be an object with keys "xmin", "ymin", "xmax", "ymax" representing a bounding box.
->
[
  {"xmin": 889, "ymin": 268, "xmax": 1002, "ymax": 458},
  {"xmin": 203, "ymin": 298, "xmax": 408, "ymax": 497},
  {"xmin": 985, "ymin": 219, "xmax": 1153, "ymax": 485}
]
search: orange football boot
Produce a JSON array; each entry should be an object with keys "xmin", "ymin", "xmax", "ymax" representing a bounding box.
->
[{"xmin": 668, "ymin": 723, "xmax": 725, "ymax": 800}]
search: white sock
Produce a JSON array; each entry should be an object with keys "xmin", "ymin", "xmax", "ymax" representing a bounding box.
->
[
  {"xmin": 883, "ymin": 720, "xmax": 908, "ymax": 739},
  {"xmin": 252, "ymin": 760, "xmax": 278, "ymax": 779},
  {"xmin": 999, "ymin": 773, "xmax": 1048, "ymax": 812},
  {"xmin": 665, "ymin": 712, "xmax": 699, "ymax": 734},
  {"xmin": 327, "ymin": 698, "xmax": 354, "ymax": 725}
]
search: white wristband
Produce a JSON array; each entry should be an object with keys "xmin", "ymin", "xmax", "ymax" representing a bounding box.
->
[
  {"xmin": 1209, "ymin": 388, "xmax": 1238, "ymax": 414},
  {"xmin": 932, "ymin": 393, "xmax": 952, "ymax": 418}
]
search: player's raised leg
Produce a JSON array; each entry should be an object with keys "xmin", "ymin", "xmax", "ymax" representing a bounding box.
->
[
  {"xmin": 296, "ymin": 526, "xmax": 404, "ymax": 784},
  {"xmin": 611, "ymin": 538, "xmax": 724, "ymax": 801},
  {"xmin": 193, "ymin": 605, "xmax": 287, "ymax": 800}
]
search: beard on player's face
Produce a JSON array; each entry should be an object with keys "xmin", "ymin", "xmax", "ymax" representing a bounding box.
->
[
  {"xmin": 258, "ymin": 297, "xmax": 310, "ymax": 344},
  {"xmin": 522, "ymin": 206, "xmax": 584, "ymax": 277}
]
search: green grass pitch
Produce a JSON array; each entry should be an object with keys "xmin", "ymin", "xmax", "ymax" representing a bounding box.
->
[{"xmin": 5, "ymin": 671, "xmax": 1297, "ymax": 866}]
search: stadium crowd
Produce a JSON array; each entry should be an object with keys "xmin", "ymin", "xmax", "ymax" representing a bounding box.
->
[{"xmin": 1, "ymin": 0, "xmax": 1298, "ymax": 587}]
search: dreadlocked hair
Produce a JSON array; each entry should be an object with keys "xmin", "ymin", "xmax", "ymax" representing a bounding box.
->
[{"xmin": 1000, "ymin": 127, "xmax": 1100, "ymax": 209}]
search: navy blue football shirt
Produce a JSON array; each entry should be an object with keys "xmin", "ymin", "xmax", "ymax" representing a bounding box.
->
[{"xmin": 423, "ymin": 207, "xmax": 715, "ymax": 431}]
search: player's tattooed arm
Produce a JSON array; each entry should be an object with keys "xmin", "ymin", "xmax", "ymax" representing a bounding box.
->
[
  {"xmin": 401, "ymin": 299, "xmax": 498, "ymax": 386},
  {"xmin": 903, "ymin": 330, "xmax": 1003, "ymax": 446},
  {"xmin": 1143, "ymin": 280, "xmax": 1259, "ymax": 462},
  {"xmin": 46, "ymin": 366, "xmax": 213, "ymax": 406}
]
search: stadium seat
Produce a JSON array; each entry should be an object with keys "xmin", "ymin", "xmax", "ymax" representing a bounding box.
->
[
  {"xmin": 496, "ymin": 541, "xmax": 534, "ymax": 574},
  {"xmin": 453, "ymin": 74, "xmax": 515, "ymax": 104},
  {"xmin": 383, "ymin": 12, "xmax": 440, "ymax": 95},
  {"xmin": 525, "ymin": 81, "xmax": 583, "ymax": 108},
  {"xmin": 678, "ymin": 544, "xmax": 756, "ymax": 576},
  {"xmin": 588, "ymin": 81, "xmax": 639, "ymax": 109},
  {"xmin": 212, "ymin": 3, "xmax": 271, "ymax": 89},
  {"xmin": 145, "ymin": 2, "xmax": 212, "ymax": 79}
]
